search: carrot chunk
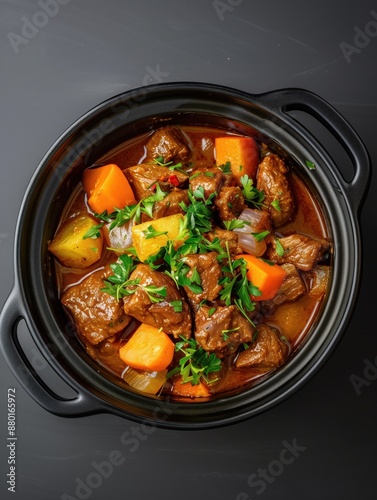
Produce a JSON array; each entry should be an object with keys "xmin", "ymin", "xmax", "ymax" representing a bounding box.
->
[
  {"xmin": 215, "ymin": 136, "xmax": 259, "ymax": 179},
  {"xmin": 119, "ymin": 324, "xmax": 175, "ymax": 372},
  {"xmin": 82, "ymin": 163, "xmax": 136, "ymax": 214},
  {"xmin": 171, "ymin": 377, "xmax": 211, "ymax": 398},
  {"xmin": 238, "ymin": 253, "xmax": 287, "ymax": 301}
]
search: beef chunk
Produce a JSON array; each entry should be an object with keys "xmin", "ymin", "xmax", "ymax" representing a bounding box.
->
[
  {"xmin": 261, "ymin": 263, "xmax": 306, "ymax": 313},
  {"xmin": 267, "ymin": 233, "xmax": 330, "ymax": 271},
  {"xmin": 145, "ymin": 126, "xmax": 191, "ymax": 164},
  {"xmin": 124, "ymin": 163, "xmax": 188, "ymax": 200},
  {"xmin": 235, "ymin": 324, "xmax": 288, "ymax": 369},
  {"xmin": 195, "ymin": 305, "xmax": 254, "ymax": 357},
  {"xmin": 221, "ymin": 171, "xmax": 239, "ymax": 187},
  {"xmin": 215, "ymin": 186, "xmax": 247, "ymax": 221},
  {"xmin": 61, "ymin": 266, "xmax": 130, "ymax": 346},
  {"xmin": 256, "ymin": 154, "xmax": 296, "ymax": 227},
  {"xmin": 244, "ymin": 209, "xmax": 272, "ymax": 233},
  {"xmin": 147, "ymin": 188, "xmax": 189, "ymax": 220},
  {"xmin": 308, "ymin": 265, "xmax": 331, "ymax": 298},
  {"xmin": 182, "ymin": 252, "xmax": 223, "ymax": 307},
  {"xmin": 189, "ymin": 166, "xmax": 223, "ymax": 200},
  {"xmin": 122, "ymin": 264, "xmax": 192, "ymax": 338},
  {"xmin": 205, "ymin": 227, "xmax": 243, "ymax": 255}
]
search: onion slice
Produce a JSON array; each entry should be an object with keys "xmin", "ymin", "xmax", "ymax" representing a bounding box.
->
[
  {"xmin": 121, "ymin": 366, "xmax": 167, "ymax": 394},
  {"xmin": 233, "ymin": 208, "xmax": 269, "ymax": 257},
  {"xmin": 104, "ymin": 219, "xmax": 134, "ymax": 254}
]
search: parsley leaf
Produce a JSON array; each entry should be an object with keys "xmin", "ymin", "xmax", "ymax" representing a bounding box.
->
[
  {"xmin": 142, "ymin": 225, "xmax": 169, "ymax": 239},
  {"xmin": 154, "ymin": 155, "xmax": 187, "ymax": 174},
  {"xmin": 240, "ymin": 174, "xmax": 265, "ymax": 208},
  {"xmin": 101, "ymin": 254, "xmax": 167, "ymax": 302},
  {"xmin": 217, "ymin": 242, "xmax": 259, "ymax": 324},
  {"xmin": 218, "ymin": 161, "xmax": 232, "ymax": 174},
  {"xmin": 275, "ymin": 237, "xmax": 285, "ymax": 257},
  {"xmin": 223, "ymin": 219, "xmax": 249, "ymax": 231},
  {"xmin": 252, "ymin": 230, "xmax": 270, "ymax": 242},
  {"xmin": 170, "ymin": 300, "xmax": 183, "ymax": 312},
  {"xmin": 82, "ymin": 223, "xmax": 104, "ymax": 239},
  {"xmin": 305, "ymin": 160, "xmax": 316, "ymax": 171},
  {"xmin": 271, "ymin": 199, "xmax": 281, "ymax": 212},
  {"xmin": 179, "ymin": 188, "xmax": 215, "ymax": 234},
  {"xmin": 167, "ymin": 336, "xmax": 222, "ymax": 385}
]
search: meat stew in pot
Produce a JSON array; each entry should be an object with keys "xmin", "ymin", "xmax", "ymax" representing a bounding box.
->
[{"xmin": 48, "ymin": 125, "xmax": 332, "ymax": 399}]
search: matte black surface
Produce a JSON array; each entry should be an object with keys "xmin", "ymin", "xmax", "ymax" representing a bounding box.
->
[{"xmin": 1, "ymin": 1, "xmax": 376, "ymax": 498}]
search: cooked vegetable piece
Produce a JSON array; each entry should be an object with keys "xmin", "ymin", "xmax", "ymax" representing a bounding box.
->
[
  {"xmin": 215, "ymin": 136, "xmax": 259, "ymax": 179},
  {"xmin": 132, "ymin": 213, "xmax": 187, "ymax": 262},
  {"xmin": 238, "ymin": 254, "xmax": 287, "ymax": 301},
  {"xmin": 83, "ymin": 163, "xmax": 136, "ymax": 214},
  {"xmin": 48, "ymin": 213, "xmax": 103, "ymax": 269},
  {"xmin": 103, "ymin": 220, "xmax": 134, "ymax": 254},
  {"xmin": 232, "ymin": 208, "xmax": 271, "ymax": 256},
  {"xmin": 119, "ymin": 323, "xmax": 175, "ymax": 372},
  {"xmin": 171, "ymin": 377, "xmax": 211, "ymax": 398},
  {"xmin": 122, "ymin": 366, "xmax": 167, "ymax": 394}
]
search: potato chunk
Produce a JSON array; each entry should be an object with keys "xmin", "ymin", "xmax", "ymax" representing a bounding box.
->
[
  {"xmin": 48, "ymin": 213, "xmax": 103, "ymax": 269},
  {"xmin": 131, "ymin": 213, "xmax": 187, "ymax": 262}
]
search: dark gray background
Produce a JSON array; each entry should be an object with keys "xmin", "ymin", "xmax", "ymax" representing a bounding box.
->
[{"xmin": 1, "ymin": 1, "xmax": 376, "ymax": 499}]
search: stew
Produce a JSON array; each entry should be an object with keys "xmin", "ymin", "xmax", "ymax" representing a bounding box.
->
[{"xmin": 48, "ymin": 124, "xmax": 332, "ymax": 399}]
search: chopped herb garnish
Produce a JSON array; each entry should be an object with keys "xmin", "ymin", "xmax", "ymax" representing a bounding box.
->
[
  {"xmin": 240, "ymin": 174, "xmax": 265, "ymax": 208},
  {"xmin": 305, "ymin": 160, "xmax": 316, "ymax": 170},
  {"xmin": 271, "ymin": 199, "xmax": 281, "ymax": 212},
  {"xmin": 218, "ymin": 161, "xmax": 232, "ymax": 174},
  {"xmin": 275, "ymin": 237, "xmax": 285, "ymax": 257},
  {"xmin": 170, "ymin": 300, "xmax": 183, "ymax": 312},
  {"xmin": 223, "ymin": 219, "xmax": 249, "ymax": 231},
  {"xmin": 101, "ymin": 254, "xmax": 167, "ymax": 302},
  {"xmin": 154, "ymin": 155, "xmax": 187, "ymax": 174},
  {"xmin": 217, "ymin": 242, "xmax": 258, "ymax": 324},
  {"xmin": 83, "ymin": 223, "xmax": 104, "ymax": 239},
  {"xmin": 221, "ymin": 327, "xmax": 240, "ymax": 341},
  {"xmin": 189, "ymin": 172, "xmax": 202, "ymax": 180},
  {"xmin": 252, "ymin": 230, "xmax": 270, "ymax": 242},
  {"xmin": 97, "ymin": 184, "xmax": 168, "ymax": 229},
  {"xmin": 179, "ymin": 188, "xmax": 215, "ymax": 234},
  {"xmin": 93, "ymin": 211, "xmax": 111, "ymax": 223},
  {"xmin": 142, "ymin": 225, "xmax": 169, "ymax": 239},
  {"xmin": 166, "ymin": 336, "xmax": 222, "ymax": 385},
  {"xmin": 208, "ymin": 307, "xmax": 216, "ymax": 317}
]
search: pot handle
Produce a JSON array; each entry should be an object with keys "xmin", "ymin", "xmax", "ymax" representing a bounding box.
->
[
  {"xmin": 257, "ymin": 88, "xmax": 371, "ymax": 211},
  {"xmin": 0, "ymin": 287, "xmax": 101, "ymax": 417}
]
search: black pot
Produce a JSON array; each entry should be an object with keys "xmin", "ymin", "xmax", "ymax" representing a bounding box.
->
[{"xmin": 0, "ymin": 82, "xmax": 371, "ymax": 429}]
